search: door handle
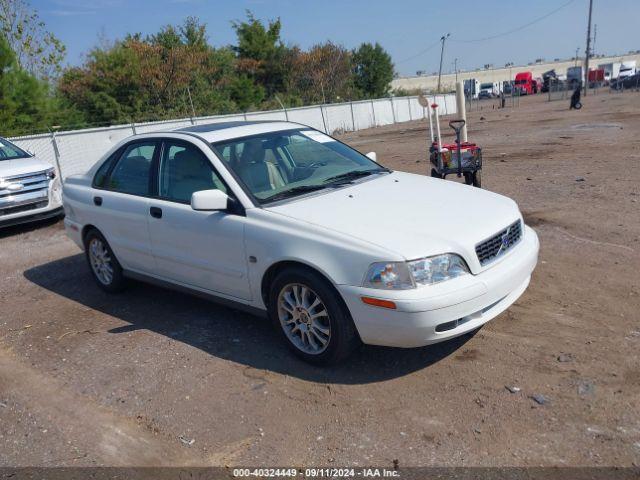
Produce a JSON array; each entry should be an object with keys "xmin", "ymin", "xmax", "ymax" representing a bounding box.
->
[
  {"xmin": 149, "ymin": 206, "xmax": 163, "ymax": 219},
  {"xmin": 93, "ymin": 196, "xmax": 103, "ymax": 206}
]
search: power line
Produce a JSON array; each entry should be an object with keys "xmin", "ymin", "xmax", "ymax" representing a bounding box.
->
[
  {"xmin": 452, "ymin": 0, "xmax": 576, "ymax": 43},
  {"xmin": 394, "ymin": 0, "xmax": 576, "ymax": 68},
  {"xmin": 395, "ymin": 38, "xmax": 441, "ymax": 64}
]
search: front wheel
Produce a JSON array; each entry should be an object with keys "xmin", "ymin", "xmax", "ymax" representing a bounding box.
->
[
  {"xmin": 268, "ymin": 267, "xmax": 360, "ymax": 365},
  {"xmin": 473, "ymin": 170, "xmax": 482, "ymax": 188},
  {"xmin": 431, "ymin": 168, "xmax": 442, "ymax": 179}
]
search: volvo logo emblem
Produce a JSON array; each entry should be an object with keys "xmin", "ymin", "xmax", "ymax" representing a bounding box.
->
[
  {"xmin": 501, "ymin": 232, "xmax": 510, "ymax": 248},
  {"xmin": 496, "ymin": 226, "xmax": 512, "ymax": 257}
]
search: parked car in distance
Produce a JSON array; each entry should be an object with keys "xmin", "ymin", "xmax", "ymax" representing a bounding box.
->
[
  {"xmin": 63, "ymin": 121, "xmax": 539, "ymax": 365},
  {"xmin": 0, "ymin": 136, "xmax": 63, "ymax": 228}
]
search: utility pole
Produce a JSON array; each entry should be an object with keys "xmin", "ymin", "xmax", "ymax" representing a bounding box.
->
[
  {"xmin": 186, "ymin": 86, "xmax": 196, "ymax": 124},
  {"xmin": 453, "ymin": 58, "xmax": 458, "ymax": 83},
  {"xmin": 584, "ymin": 0, "xmax": 594, "ymax": 95},
  {"xmin": 592, "ymin": 24, "xmax": 597, "ymax": 57},
  {"xmin": 575, "ymin": 47, "xmax": 580, "ymax": 67},
  {"xmin": 437, "ymin": 33, "xmax": 450, "ymax": 93}
]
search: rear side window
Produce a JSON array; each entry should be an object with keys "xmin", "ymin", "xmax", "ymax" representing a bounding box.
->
[
  {"xmin": 107, "ymin": 142, "xmax": 156, "ymax": 196},
  {"xmin": 93, "ymin": 148, "xmax": 122, "ymax": 188}
]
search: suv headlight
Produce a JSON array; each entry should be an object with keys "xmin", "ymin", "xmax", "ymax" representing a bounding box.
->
[{"xmin": 364, "ymin": 254, "xmax": 469, "ymax": 290}]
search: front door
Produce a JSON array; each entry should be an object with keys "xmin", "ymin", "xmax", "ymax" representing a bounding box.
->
[{"xmin": 147, "ymin": 140, "xmax": 251, "ymax": 300}]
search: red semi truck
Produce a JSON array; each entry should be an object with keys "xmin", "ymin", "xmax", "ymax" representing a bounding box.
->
[{"xmin": 514, "ymin": 71, "xmax": 534, "ymax": 95}]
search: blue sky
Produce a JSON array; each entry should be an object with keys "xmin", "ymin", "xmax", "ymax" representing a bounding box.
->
[{"xmin": 32, "ymin": 0, "xmax": 640, "ymax": 76}]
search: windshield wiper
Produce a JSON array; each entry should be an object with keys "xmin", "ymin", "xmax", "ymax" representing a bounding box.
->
[
  {"xmin": 262, "ymin": 184, "xmax": 328, "ymax": 203},
  {"xmin": 322, "ymin": 169, "xmax": 389, "ymax": 185}
]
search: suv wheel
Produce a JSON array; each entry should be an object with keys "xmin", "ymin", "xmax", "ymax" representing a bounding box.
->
[
  {"xmin": 268, "ymin": 267, "xmax": 360, "ymax": 365},
  {"xmin": 84, "ymin": 230, "xmax": 125, "ymax": 293}
]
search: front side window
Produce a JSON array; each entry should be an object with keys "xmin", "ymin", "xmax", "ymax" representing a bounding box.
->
[
  {"xmin": 211, "ymin": 129, "xmax": 387, "ymax": 203},
  {"xmin": 159, "ymin": 141, "xmax": 227, "ymax": 204},
  {"xmin": 107, "ymin": 142, "xmax": 156, "ymax": 196},
  {"xmin": 0, "ymin": 137, "xmax": 31, "ymax": 161}
]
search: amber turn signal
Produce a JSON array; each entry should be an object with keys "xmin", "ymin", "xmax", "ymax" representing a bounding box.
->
[{"xmin": 361, "ymin": 297, "xmax": 397, "ymax": 309}]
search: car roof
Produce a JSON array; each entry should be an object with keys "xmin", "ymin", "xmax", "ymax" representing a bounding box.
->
[{"xmin": 173, "ymin": 120, "xmax": 307, "ymax": 143}]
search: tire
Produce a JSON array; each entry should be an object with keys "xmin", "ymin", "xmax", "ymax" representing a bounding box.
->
[
  {"xmin": 463, "ymin": 172, "xmax": 473, "ymax": 185},
  {"xmin": 473, "ymin": 170, "xmax": 482, "ymax": 188},
  {"xmin": 431, "ymin": 168, "xmax": 442, "ymax": 179},
  {"xmin": 268, "ymin": 266, "xmax": 360, "ymax": 365},
  {"xmin": 84, "ymin": 229, "xmax": 126, "ymax": 293}
]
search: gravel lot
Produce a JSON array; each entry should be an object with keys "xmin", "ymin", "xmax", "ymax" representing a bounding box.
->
[{"xmin": 1, "ymin": 91, "xmax": 639, "ymax": 468}]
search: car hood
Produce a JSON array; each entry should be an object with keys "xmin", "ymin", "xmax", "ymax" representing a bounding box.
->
[
  {"xmin": 0, "ymin": 156, "xmax": 53, "ymax": 178},
  {"xmin": 266, "ymin": 171, "xmax": 522, "ymax": 272}
]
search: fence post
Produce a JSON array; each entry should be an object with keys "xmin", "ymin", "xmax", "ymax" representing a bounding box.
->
[
  {"xmin": 407, "ymin": 97, "xmax": 412, "ymax": 121},
  {"xmin": 390, "ymin": 97, "xmax": 396, "ymax": 124},
  {"xmin": 50, "ymin": 130, "xmax": 64, "ymax": 179},
  {"xmin": 349, "ymin": 101, "xmax": 356, "ymax": 132},
  {"xmin": 320, "ymin": 105, "xmax": 328, "ymax": 133},
  {"xmin": 370, "ymin": 99, "xmax": 376, "ymax": 127},
  {"xmin": 131, "ymin": 122, "xmax": 137, "ymax": 135},
  {"xmin": 243, "ymin": 112, "xmax": 248, "ymax": 121}
]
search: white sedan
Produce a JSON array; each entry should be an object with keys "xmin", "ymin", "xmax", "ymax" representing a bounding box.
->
[{"xmin": 63, "ymin": 121, "xmax": 539, "ymax": 364}]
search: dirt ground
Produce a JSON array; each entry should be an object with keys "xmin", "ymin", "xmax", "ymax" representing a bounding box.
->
[{"xmin": 1, "ymin": 91, "xmax": 639, "ymax": 468}]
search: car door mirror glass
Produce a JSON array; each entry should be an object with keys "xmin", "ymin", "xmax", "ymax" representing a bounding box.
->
[
  {"xmin": 365, "ymin": 151, "xmax": 377, "ymax": 162},
  {"xmin": 191, "ymin": 189, "xmax": 229, "ymax": 211}
]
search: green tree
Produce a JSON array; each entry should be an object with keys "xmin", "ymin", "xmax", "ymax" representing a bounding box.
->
[
  {"xmin": 0, "ymin": 34, "xmax": 51, "ymax": 135},
  {"xmin": 352, "ymin": 42, "xmax": 394, "ymax": 98},
  {"xmin": 0, "ymin": 0, "xmax": 66, "ymax": 80},
  {"xmin": 231, "ymin": 11, "xmax": 290, "ymax": 97}
]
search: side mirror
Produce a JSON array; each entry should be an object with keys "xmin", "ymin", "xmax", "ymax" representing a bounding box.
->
[
  {"xmin": 365, "ymin": 151, "xmax": 377, "ymax": 162},
  {"xmin": 191, "ymin": 189, "xmax": 229, "ymax": 211}
]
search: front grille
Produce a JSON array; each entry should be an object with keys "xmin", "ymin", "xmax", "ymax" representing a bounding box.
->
[
  {"xmin": 475, "ymin": 220, "xmax": 522, "ymax": 266},
  {"xmin": 0, "ymin": 200, "xmax": 48, "ymax": 216},
  {"xmin": 0, "ymin": 170, "xmax": 50, "ymax": 216}
]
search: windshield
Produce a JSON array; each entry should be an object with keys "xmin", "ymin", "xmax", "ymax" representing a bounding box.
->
[
  {"xmin": 0, "ymin": 137, "xmax": 30, "ymax": 161},
  {"xmin": 211, "ymin": 128, "xmax": 388, "ymax": 203},
  {"xmin": 480, "ymin": 83, "xmax": 493, "ymax": 89}
]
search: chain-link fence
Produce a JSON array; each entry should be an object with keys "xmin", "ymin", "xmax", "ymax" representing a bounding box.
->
[
  {"xmin": 465, "ymin": 90, "xmax": 521, "ymax": 112},
  {"xmin": 9, "ymin": 94, "xmax": 457, "ymax": 180}
]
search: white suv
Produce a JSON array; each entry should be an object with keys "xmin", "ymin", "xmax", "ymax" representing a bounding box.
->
[
  {"xmin": 0, "ymin": 136, "xmax": 63, "ymax": 228},
  {"xmin": 63, "ymin": 121, "xmax": 538, "ymax": 364}
]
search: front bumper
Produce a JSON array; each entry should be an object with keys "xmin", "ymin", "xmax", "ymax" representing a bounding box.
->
[
  {"xmin": 337, "ymin": 226, "xmax": 539, "ymax": 348},
  {"xmin": 0, "ymin": 177, "xmax": 63, "ymax": 228}
]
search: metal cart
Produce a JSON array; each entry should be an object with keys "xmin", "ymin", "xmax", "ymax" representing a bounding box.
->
[{"xmin": 430, "ymin": 119, "xmax": 482, "ymax": 188}]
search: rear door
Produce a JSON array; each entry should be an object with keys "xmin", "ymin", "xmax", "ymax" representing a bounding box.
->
[
  {"xmin": 146, "ymin": 139, "xmax": 251, "ymax": 300},
  {"xmin": 91, "ymin": 140, "xmax": 158, "ymax": 274}
]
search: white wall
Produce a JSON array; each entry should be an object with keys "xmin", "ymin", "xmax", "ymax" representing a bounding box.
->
[{"xmin": 10, "ymin": 94, "xmax": 456, "ymax": 179}]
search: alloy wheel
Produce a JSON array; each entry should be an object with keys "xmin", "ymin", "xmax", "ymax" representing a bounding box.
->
[
  {"xmin": 277, "ymin": 283, "xmax": 331, "ymax": 355},
  {"xmin": 88, "ymin": 237, "xmax": 114, "ymax": 285}
]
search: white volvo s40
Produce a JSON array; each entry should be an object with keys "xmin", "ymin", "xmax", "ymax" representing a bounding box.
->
[{"xmin": 63, "ymin": 121, "xmax": 538, "ymax": 364}]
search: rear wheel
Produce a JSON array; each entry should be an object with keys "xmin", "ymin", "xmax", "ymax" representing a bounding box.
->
[
  {"xmin": 268, "ymin": 267, "xmax": 360, "ymax": 365},
  {"xmin": 84, "ymin": 229, "xmax": 125, "ymax": 293}
]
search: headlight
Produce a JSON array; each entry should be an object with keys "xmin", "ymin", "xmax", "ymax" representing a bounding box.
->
[
  {"xmin": 45, "ymin": 167, "xmax": 56, "ymax": 180},
  {"xmin": 363, "ymin": 262, "xmax": 414, "ymax": 290},
  {"xmin": 407, "ymin": 254, "xmax": 469, "ymax": 286},
  {"xmin": 364, "ymin": 254, "xmax": 469, "ymax": 290}
]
